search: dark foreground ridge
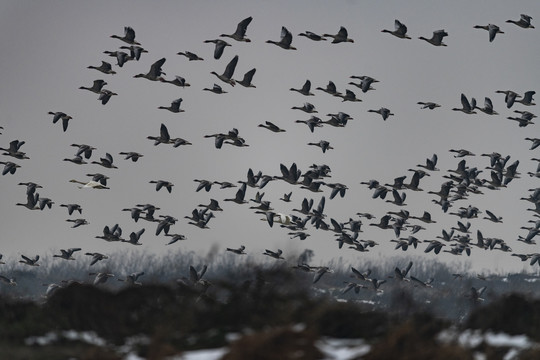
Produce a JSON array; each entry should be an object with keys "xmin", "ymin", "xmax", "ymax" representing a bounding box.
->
[{"xmin": 2, "ymin": 264, "xmax": 540, "ymax": 359}]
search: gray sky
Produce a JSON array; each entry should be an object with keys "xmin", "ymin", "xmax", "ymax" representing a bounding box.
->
[{"xmin": 0, "ymin": 0, "xmax": 539, "ymax": 274}]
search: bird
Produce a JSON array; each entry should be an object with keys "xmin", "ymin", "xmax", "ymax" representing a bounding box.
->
[
  {"xmin": 65, "ymin": 219, "xmax": 89, "ymax": 228},
  {"xmin": 418, "ymin": 29, "xmax": 448, "ymax": 46},
  {"xmin": 158, "ymin": 98, "xmax": 185, "ymax": 113},
  {"xmin": 16, "ymin": 192, "xmax": 40, "ymax": 210},
  {"xmin": 339, "ymin": 89, "xmax": 362, "ymax": 102},
  {"xmin": 53, "ymin": 248, "xmax": 81, "ymax": 260},
  {"xmin": 87, "ymin": 61, "xmax": 116, "ymax": 74},
  {"xmin": 69, "ymin": 179, "xmax": 109, "ymax": 189},
  {"xmin": 119, "ymin": 151, "xmax": 143, "ymax": 162},
  {"xmin": 496, "ymin": 90, "xmax": 521, "ymax": 108},
  {"xmin": 85, "ymin": 252, "xmax": 108, "ymax": 266},
  {"xmin": 473, "ymin": 24, "xmax": 504, "ymax": 42},
  {"xmin": 236, "ymin": 68, "xmax": 256, "ymax": 88},
  {"xmin": 298, "ymin": 31, "xmax": 327, "ymax": 41},
  {"xmin": 313, "ymin": 267, "xmax": 333, "ymax": 284},
  {"xmin": 258, "ymin": 121, "xmax": 285, "ymax": 133},
  {"xmin": 19, "ymin": 255, "xmax": 40, "ymax": 266},
  {"xmin": 91, "ymin": 152, "xmax": 117, "ymax": 169},
  {"xmin": 98, "ymin": 89, "xmax": 117, "ymax": 105},
  {"xmin": 224, "ymin": 183, "xmax": 248, "ymax": 204},
  {"xmin": 266, "ymin": 26, "xmax": 296, "ymax": 50},
  {"xmin": 199, "ymin": 199, "xmax": 223, "ymax": 211},
  {"xmin": 149, "ymin": 180, "xmax": 174, "ymax": 193},
  {"xmin": 483, "ymin": 210, "xmax": 503, "ymax": 223},
  {"xmin": 134, "ymin": 58, "xmax": 166, "ymax": 81},
  {"xmin": 165, "ymin": 233, "xmax": 187, "ymax": 245},
  {"xmin": 120, "ymin": 45, "xmax": 148, "ymax": 60},
  {"xmin": 290, "ymin": 80, "xmax": 314, "ymax": 96},
  {"xmin": 368, "ymin": 107, "xmax": 394, "ymax": 120},
  {"xmin": 382, "ymin": 20, "xmax": 411, "ymax": 39},
  {"xmin": 515, "ymin": 91, "xmax": 536, "ymax": 106},
  {"xmin": 417, "ymin": 101, "xmax": 441, "ymax": 110},
  {"xmin": 292, "ymin": 102, "xmax": 317, "ymax": 113},
  {"xmin": 159, "ymin": 76, "xmax": 190, "ymax": 88},
  {"xmin": 204, "ymin": 39, "xmax": 231, "ymax": 59},
  {"xmin": 295, "ymin": 116, "xmax": 323, "ymax": 133},
  {"xmin": 263, "ymin": 249, "xmax": 284, "ymax": 260},
  {"xmin": 177, "ymin": 51, "xmax": 204, "ymax": 61},
  {"xmin": 476, "ymin": 97, "xmax": 498, "ymax": 115},
  {"xmin": 506, "ymin": 14, "xmax": 534, "ymax": 29},
  {"xmin": 118, "ymin": 272, "xmax": 145, "ymax": 286},
  {"xmin": 452, "ymin": 94, "xmax": 477, "ymax": 114},
  {"xmin": 90, "ymin": 272, "xmax": 115, "ymax": 285},
  {"xmin": 0, "ymin": 275, "xmax": 17, "ymax": 286},
  {"xmin": 210, "ymin": 55, "xmax": 238, "ymax": 86},
  {"xmin": 316, "ymin": 81, "xmax": 341, "ymax": 96},
  {"xmin": 226, "ymin": 245, "xmax": 246, "ymax": 254},
  {"xmin": 323, "ymin": 26, "xmax": 354, "ymax": 43},
  {"xmin": 220, "ymin": 16, "xmax": 253, "ymax": 42},
  {"xmin": 203, "ymin": 84, "xmax": 227, "ymax": 94},
  {"xmin": 110, "ymin": 26, "xmax": 140, "ymax": 45},
  {"xmin": 79, "ymin": 79, "xmax": 107, "ymax": 94},
  {"xmin": 307, "ymin": 140, "xmax": 333, "ymax": 153},
  {"xmin": 48, "ymin": 111, "xmax": 73, "ymax": 132},
  {"xmin": 0, "ymin": 161, "xmax": 21, "ymax": 175},
  {"xmin": 123, "ymin": 229, "xmax": 145, "ymax": 245}
]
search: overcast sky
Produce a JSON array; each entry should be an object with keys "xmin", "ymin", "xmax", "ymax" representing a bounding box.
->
[{"xmin": 0, "ymin": 0, "xmax": 539, "ymax": 274}]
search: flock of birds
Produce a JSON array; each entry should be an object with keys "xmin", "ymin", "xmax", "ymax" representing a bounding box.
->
[{"xmin": 0, "ymin": 13, "xmax": 539, "ymax": 301}]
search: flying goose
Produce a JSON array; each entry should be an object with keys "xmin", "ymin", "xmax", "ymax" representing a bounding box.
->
[
  {"xmin": 368, "ymin": 107, "xmax": 394, "ymax": 120},
  {"xmin": 98, "ymin": 89, "xmax": 117, "ymax": 105},
  {"xmin": 220, "ymin": 16, "xmax": 253, "ymax": 42},
  {"xmin": 91, "ymin": 152, "xmax": 117, "ymax": 169},
  {"xmin": 90, "ymin": 272, "xmax": 115, "ymax": 285},
  {"xmin": 211, "ymin": 55, "xmax": 238, "ymax": 86},
  {"xmin": 452, "ymin": 94, "xmax": 477, "ymax": 114},
  {"xmin": 292, "ymin": 102, "xmax": 317, "ymax": 113},
  {"xmin": 473, "ymin": 24, "xmax": 504, "ymax": 42},
  {"xmin": 417, "ymin": 101, "xmax": 441, "ymax": 109},
  {"xmin": 516, "ymin": 91, "xmax": 536, "ymax": 106},
  {"xmin": 0, "ymin": 161, "xmax": 21, "ymax": 175},
  {"xmin": 16, "ymin": 192, "xmax": 40, "ymax": 210},
  {"xmin": 69, "ymin": 179, "xmax": 109, "ymax": 190},
  {"xmin": 87, "ymin": 61, "xmax": 116, "ymax": 74},
  {"xmin": 258, "ymin": 121, "xmax": 286, "ymax": 133},
  {"xmin": 119, "ymin": 151, "xmax": 143, "ymax": 162},
  {"xmin": 307, "ymin": 140, "xmax": 333, "ymax": 153},
  {"xmin": 48, "ymin": 111, "xmax": 72, "ymax": 132},
  {"xmin": 496, "ymin": 90, "xmax": 521, "ymax": 108},
  {"xmin": 339, "ymin": 89, "xmax": 362, "ymax": 102},
  {"xmin": 475, "ymin": 97, "xmax": 498, "ymax": 115},
  {"xmin": 236, "ymin": 68, "xmax": 257, "ymax": 88},
  {"xmin": 382, "ymin": 19, "xmax": 411, "ymax": 39},
  {"xmin": 158, "ymin": 98, "xmax": 185, "ymax": 113},
  {"xmin": 0, "ymin": 275, "xmax": 16, "ymax": 286},
  {"xmin": 418, "ymin": 29, "xmax": 448, "ymax": 46},
  {"xmin": 165, "ymin": 233, "xmax": 187, "ymax": 245},
  {"xmin": 204, "ymin": 39, "xmax": 231, "ymax": 59},
  {"xmin": 160, "ymin": 75, "xmax": 190, "ymax": 87},
  {"xmin": 66, "ymin": 218, "xmax": 89, "ymax": 228},
  {"xmin": 226, "ymin": 245, "xmax": 246, "ymax": 254},
  {"xmin": 123, "ymin": 229, "xmax": 145, "ymax": 245},
  {"xmin": 53, "ymin": 248, "xmax": 81, "ymax": 260},
  {"xmin": 313, "ymin": 266, "xmax": 333, "ymax": 284},
  {"xmin": 323, "ymin": 26, "xmax": 354, "ymax": 43},
  {"xmin": 120, "ymin": 45, "xmax": 148, "ymax": 60},
  {"xmin": 290, "ymin": 80, "xmax": 314, "ymax": 96},
  {"xmin": 19, "ymin": 255, "xmax": 40, "ymax": 266},
  {"xmin": 295, "ymin": 116, "xmax": 323, "ymax": 132},
  {"xmin": 177, "ymin": 51, "xmax": 203, "ymax": 61},
  {"xmin": 316, "ymin": 81, "xmax": 341, "ymax": 96},
  {"xmin": 149, "ymin": 180, "xmax": 174, "ymax": 193},
  {"xmin": 134, "ymin": 58, "xmax": 166, "ymax": 81},
  {"xmin": 506, "ymin": 14, "xmax": 534, "ymax": 28},
  {"xmin": 266, "ymin": 26, "xmax": 296, "ymax": 50},
  {"xmin": 110, "ymin": 26, "xmax": 140, "ymax": 45},
  {"xmin": 263, "ymin": 249, "xmax": 284, "ymax": 259},
  {"xmin": 298, "ymin": 31, "xmax": 327, "ymax": 41},
  {"xmin": 79, "ymin": 80, "xmax": 107, "ymax": 94},
  {"xmin": 118, "ymin": 272, "xmax": 145, "ymax": 286},
  {"xmin": 203, "ymin": 84, "xmax": 227, "ymax": 94},
  {"xmin": 224, "ymin": 182, "xmax": 248, "ymax": 204},
  {"xmin": 199, "ymin": 199, "xmax": 223, "ymax": 211}
]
